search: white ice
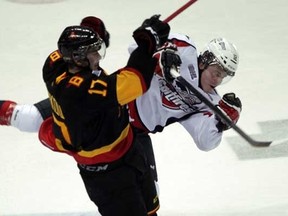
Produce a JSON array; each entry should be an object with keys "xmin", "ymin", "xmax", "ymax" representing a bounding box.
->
[{"xmin": 1, "ymin": 0, "xmax": 288, "ymax": 215}]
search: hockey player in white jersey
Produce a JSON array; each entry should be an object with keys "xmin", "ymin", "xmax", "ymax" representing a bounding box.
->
[{"xmin": 128, "ymin": 32, "xmax": 241, "ymax": 151}]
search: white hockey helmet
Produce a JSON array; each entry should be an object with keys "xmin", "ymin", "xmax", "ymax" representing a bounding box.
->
[{"xmin": 200, "ymin": 37, "xmax": 239, "ymax": 84}]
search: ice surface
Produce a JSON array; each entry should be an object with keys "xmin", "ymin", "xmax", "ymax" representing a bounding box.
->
[{"xmin": 1, "ymin": 0, "xmax": 288, "ymax": 215}]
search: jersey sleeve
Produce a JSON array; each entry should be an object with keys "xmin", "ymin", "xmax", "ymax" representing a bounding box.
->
[
  {"xmin": 179, "ymin": 112, "xmax": 223, "ymax": 151},
  {"xmin": 10, "ymin": 104, "xmax": 44, "ymax": 132},
  {"xmin": 169, "ymin": 34, "xmax": 199, "ymax": 86},
  {"xmin": 34, "ymin": 98, "xmax": 52, "ymax": 120},
  {"xmin": 112, "ymin": 45, "xmax": 157, "ymax": 106}
]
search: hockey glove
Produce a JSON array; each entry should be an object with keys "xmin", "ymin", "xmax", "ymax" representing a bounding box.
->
[
  {"xmin": 80, "ymin": 16, "xmax": 110, "ymax": 48},
  {"xmin": 141, "ymin": 14, "xmax": 170, "ymax": 46},
  {"xmin": 133, "ymin": 15, "xmax": 170, "ymax": 54},
  {"xmin": 216, "ymin": 93, "xmax": 242, "ymax": 132},
  {"xmin": 0, "ymin": 100, "xmax": 16, "ymax": 126},
  {"xmin": 153, "ymin": 42, "xmax": 182, "ymax": 82}
]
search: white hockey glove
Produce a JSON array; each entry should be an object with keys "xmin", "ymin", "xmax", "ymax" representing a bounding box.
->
[
  {"xmin": 216, "ymin": 93, "xmax": 242, "ymax": 132},
  {"xmin": 153, "ymin": 42, "xmax": 182, "ymax": 82}
]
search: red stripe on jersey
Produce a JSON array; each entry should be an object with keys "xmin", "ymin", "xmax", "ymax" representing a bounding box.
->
[
  {"xmin": 128, "ymin": 101, "xmax": 149, "ymax": 133},
  {"xmin": 170, "ymin": 38, "xmax": 191, "ymax": 48}
]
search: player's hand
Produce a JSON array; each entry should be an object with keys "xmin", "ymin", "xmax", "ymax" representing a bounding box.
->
[
  {"xmin": 216, "ymin": 93, "xmax": 242, "ymax": 131},
  {"xmin": 133, "ymin": 15, "xmax": 170, "ymax": 54},
  {"xmin": 153, "ymin": 42, "xmax": 182, "ymax": 82},
  {"xmin": 141, "ymin": 14, "xmax": 170, "ymax": 46}
]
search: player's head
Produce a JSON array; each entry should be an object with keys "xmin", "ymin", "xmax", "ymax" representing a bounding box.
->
[
  {"xmin": 80, "ymin": 16, "xmax": 110, "ymax": 48},
  {"xmin": 199, "ymin": 37, "xmax": 239, "ymax": 85},
  {"xmin": 58, "ymin": 25, "xmax": 106, "ymax": 70}
]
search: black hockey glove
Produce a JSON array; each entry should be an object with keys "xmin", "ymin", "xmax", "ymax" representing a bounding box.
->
[
  {"xmin": 141, "ymin": 14, "xmax": 170, "ymax": 46},
  {"xmin": 154, "ymin": 42, "xmax": 182, "ymax": 82},
  {"xmin": 133, "ymin": 15, "xmax": 170, "ymax": 54},
  {"xmin": 216, "ymin": 93, "xmax": 242, "ymax": 132}
]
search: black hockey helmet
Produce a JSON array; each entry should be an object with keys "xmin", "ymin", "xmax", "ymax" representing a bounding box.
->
[{"xmin": 57, "ymin": 25, "xmax": 105, "ymax": 67}]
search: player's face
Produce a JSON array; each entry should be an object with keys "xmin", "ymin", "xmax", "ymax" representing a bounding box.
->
[
  {"xmin": 200, "ymin": 64, "xmax": 227, "ymax": 93},
  {"xmin": 86, "ymin": 41, "xmax": 106, "ymax": 70},
  {"xmin": 87, "ymin": 51, "xmax": 101, "ymax": 70}
]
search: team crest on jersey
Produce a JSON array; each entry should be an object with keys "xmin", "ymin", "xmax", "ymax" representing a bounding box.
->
[{"xmin": 158, "ymin": 77, "xmax": 201, "ymax": 113}]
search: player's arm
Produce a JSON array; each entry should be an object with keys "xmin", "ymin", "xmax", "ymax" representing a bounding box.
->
[
  {"xmin": 179, "ymin": 112, "xmax": 223, "ymax": 151},
  {"xmin": 92, "ymin": 16, "xmax": 171, "ymax": 106},
  {"xmin": 0, "ymin": 98, "xmax": 51, "ymax": 132},
  {"xmin": 179, "ymin": 93, "xmax": 242, "ymax": 151}
]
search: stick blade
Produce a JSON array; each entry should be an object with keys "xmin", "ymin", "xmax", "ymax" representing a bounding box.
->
[{"xmin": 249, "ymin": 140, "xmax": 272, "ymax": 147}]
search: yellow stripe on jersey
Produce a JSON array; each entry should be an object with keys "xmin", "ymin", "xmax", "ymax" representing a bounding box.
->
[
  {"xmin": 78, "ymin": 124, "xmax": 130, "ymax": 158},
  {"xmin": 55, "ymin": 138, "xmax": 69, "ymax": 152},
  {"xmin": 53, "ymin": 114, "xmax": 72, "ymax": 144},
  {"xmin": 116, "ymin": 70, "xmax": 144, "ymax": 105}
]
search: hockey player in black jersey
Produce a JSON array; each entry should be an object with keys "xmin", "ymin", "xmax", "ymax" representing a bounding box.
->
[
  {"xmin": 39, "ymin": 18, "xmax": 172, "ymax": 215},
  {"xmin": 0, "ymin": 16, "xmax": 167, "ymax": 216},
  {"xmin": 19, "ymin": 17, "xmax": 169, "ymax": 215}
]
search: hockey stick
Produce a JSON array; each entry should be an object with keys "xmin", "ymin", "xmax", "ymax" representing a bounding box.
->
[
  {"xmin": 163, "ymin": 0, "xmax": 198, "ymax": 23},
  {"xmin": 160, "ymin": 1, "xmax": 271, "ymax": 147},
  {"xmin": 176, "ymin": 76, "xmax": 272, "ymax": 147}
]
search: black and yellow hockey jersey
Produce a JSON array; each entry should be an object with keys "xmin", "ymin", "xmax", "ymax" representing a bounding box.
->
[{"xmin": 41, "ymin": 48, "xmax": 155, "ymax": 165}]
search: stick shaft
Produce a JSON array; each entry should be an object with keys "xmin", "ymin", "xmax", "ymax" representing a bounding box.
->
[
  {"xmin": 163, "ymin": 0, "xmax": 198, "ymax": 23},
  {"xmin": 177, "ymin": 76, "xmax": 271, "ymax": 147}
]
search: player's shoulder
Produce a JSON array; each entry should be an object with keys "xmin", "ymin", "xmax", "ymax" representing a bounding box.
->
[
  {"xmin": 42, "ymin": 50, "xmax": 66, "ymax": 82},
  {"xmin": 44, "ymin": 50, "xmax": 63, "ymax": 64},
  {"xmin": 168, "ymin": 33, "xmax": 196, "ymax": 48},
  {"xmin": 47, "ymin": 50, "xmax": 62, "ymax": 62},
  {"xmin": 43, "ymin": 50, "xmax": 65, "ymax": 70}
]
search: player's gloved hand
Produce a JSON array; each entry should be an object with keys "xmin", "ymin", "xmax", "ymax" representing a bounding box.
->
[
  {"xmin": 133, "ymin": 14, "xmax": 170, "ymax": 54},
  {"xmin": 216, "ymin": 93, "xmax": 242, "ymax": 132},
  {"xmin": 0, "ymin": 100, "xmax": 16, "ymax": 126},
  {"xmin": 153, "ymin": 42, "xmax": 182, "ymax": 82},
  {"xmin": 141, "ymin": 14, "xmax": 170, "ymax": 46}
]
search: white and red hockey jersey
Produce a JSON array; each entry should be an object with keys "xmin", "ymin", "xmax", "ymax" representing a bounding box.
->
[{"xmin": 128, "ymin": 33, "xmax": 223, "ymax": 151}]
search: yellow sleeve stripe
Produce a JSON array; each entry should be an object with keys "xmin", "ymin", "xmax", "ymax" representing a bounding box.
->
[{"xmin": 116, "ymin": 70, "xmax": 144, "ymax": 105}]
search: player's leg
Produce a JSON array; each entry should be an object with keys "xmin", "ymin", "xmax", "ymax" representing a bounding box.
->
[
  {"xmin": 136, "ymin": 133, "xmax": 160, "ymax": 216},
  {"xmin": 79, "ymin": 162, "xmax": 147, "ymax": 216}
]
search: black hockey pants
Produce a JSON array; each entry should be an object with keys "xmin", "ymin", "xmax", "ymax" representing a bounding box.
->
[{"xmin": 78, "ymin": 133, "xmax": 159, "ymax": 216}]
